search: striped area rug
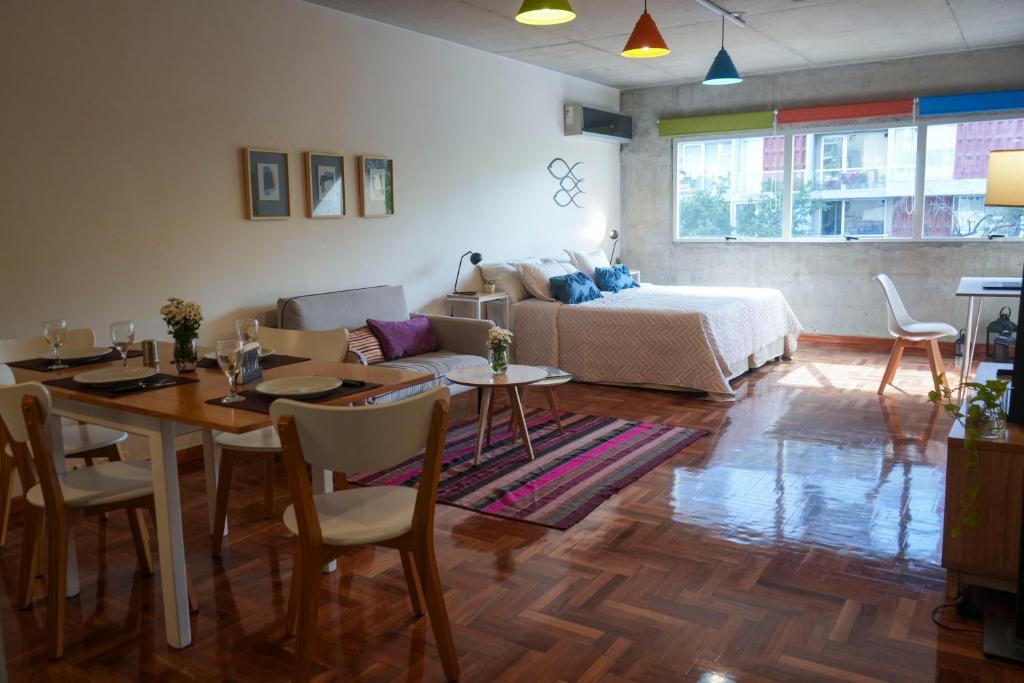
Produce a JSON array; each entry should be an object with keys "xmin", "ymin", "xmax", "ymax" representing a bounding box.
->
[{"xmin": 351, "ymin": 409, "xmax": 708, "ymax": 530}]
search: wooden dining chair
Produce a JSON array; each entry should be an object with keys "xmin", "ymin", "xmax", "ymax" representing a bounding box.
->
[
  {"xmin": 271, "ymin": 385, "xmax": 459, "ymax": 683},
  {"xmin": 0, "ymin": 380, "xmax": 160, "ymax": 659},
  {"xmin": 0, "ymin": 362, "xmax": 128, "ymax": 547},
  {"xmin": 875, "ymin": 274, "xmax": 958, "ymax": 395},
  {"xmin": 211, "ymin": 327, "xmax": 348, "ymax": 555}
]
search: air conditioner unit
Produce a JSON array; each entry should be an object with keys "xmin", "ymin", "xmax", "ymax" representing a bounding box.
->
[{"xmin": 564, "ymin": 103, "xmax": 632, "ymax": 143}]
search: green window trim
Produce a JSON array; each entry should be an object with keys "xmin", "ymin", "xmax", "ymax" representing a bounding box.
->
[{"xmin": 659, "ymin": 111, "xmax": 775, "ymax": 137}]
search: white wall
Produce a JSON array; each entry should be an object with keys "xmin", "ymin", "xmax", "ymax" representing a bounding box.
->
[
  {"xmin": 0, "ymin": 0, "xmax": 620, "ymax": 343},
  {"xmin": 620, "ymin": 46, "xmax": 1024, "ymax": 338}
]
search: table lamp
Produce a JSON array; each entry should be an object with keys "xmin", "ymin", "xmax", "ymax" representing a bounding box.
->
[
  {"xmin": 981, "ymin": 149, "xmax": 1024, "ymax": 663},
  {"xmin": 453, "ymin": 250, "xmax": 482, "ymax": 295},
  {"xmin": 608, "ymin": 228, "xmax": 620, "ymax": 264}
]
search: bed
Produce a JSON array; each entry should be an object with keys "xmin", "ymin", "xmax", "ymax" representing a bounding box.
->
[{"xmin": 511, "ymin": 283, "xmax": 802, "ymax": 400}]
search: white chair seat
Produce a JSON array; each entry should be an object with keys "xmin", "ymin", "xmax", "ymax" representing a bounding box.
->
[
  {"xmin": 215, "ymin": 426, "xmax": 280, "ymax": 452},
  {"xmin": 60, "ymin": 419, "xmax": 128, "ymax": 455},
  {"xmin": 25, "ymin": 459, "xmax": 152, "ymax": 509},
  {"xmin": 282, "ymin": 486, "xmax": 416, "ymax": 546},
  {"xmin": 899, "ymin": 321, "xmax": 959, "ymax": 341}
]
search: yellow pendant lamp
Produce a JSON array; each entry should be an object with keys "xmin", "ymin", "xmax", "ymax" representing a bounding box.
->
[
  {"xmin": 622, "ymin": 1, "xmax": 670, "ymax": 58},
  {"xmin": 515, "ymin": 0, "xmax": 576, "ymax": 26}
]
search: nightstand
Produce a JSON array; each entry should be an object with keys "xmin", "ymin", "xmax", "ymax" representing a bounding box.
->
[{"xmin": 446, "ymin": 292, "xmax": 510, "ymax": 327}]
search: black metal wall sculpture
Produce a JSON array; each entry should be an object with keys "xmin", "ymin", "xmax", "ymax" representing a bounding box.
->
[{"xmin": 548, "ymin": 158, "xmax": 584, "ymax": 208}]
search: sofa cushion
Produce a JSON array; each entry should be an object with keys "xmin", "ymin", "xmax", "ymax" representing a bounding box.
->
[
  {"xmin": 374, "ymin": 351, "xmax": 487, "ymax": 402},
  {"xmin": 278, "ymin": 285, "xmax": 408, "ymax": 330},
  {"xmin": 348, "ymin": 326, "xmax": 385, "ymax": 364},
  {"xmin": 367, "ymin": 317, "xmax": 440, "ymax": 361}
]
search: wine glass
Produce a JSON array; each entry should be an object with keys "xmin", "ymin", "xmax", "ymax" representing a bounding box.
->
[
  {"xmin": 235, "ymin": 318, "xmax": 260, "ymax": 346},
  {"xmin": 216, "ymin": 339, "xmax": 245, "ymax": 404},
  {"xmin": 110, "ymin": 321, "xmax": 135, "ymax": 367},
  {"xmin": 41, "ymin": 319, "xmax": 68, "ymax": 370}
]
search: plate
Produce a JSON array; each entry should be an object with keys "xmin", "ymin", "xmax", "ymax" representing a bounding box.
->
[
  {"xmin": 203, "ymin": 347, "xmax": 275, "ymax": 361},
  {"xmin": 41, "ymin": 346, "xmax": 113, "ymax": 363},
  {"xmin": 254, "ymin": 376, "xmax": 341, "ymax": 399},
  {"xmin": 74, "ymin": 366, "xmax": 158, "ymax": 386}
]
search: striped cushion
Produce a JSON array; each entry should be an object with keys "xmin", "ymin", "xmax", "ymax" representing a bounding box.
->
[
  {"xmin": 373, "ymin": 351, "xmax": 487, "ymax": 403},
  {"xmin": 348, "ymin": 326, "xmax": 384, "ymax": 365}
]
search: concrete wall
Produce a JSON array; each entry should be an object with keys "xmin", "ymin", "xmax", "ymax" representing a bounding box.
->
[
  {"xmin": 0, "ymin": 0, "xmax": 620, "ymax": 343},
  {"xmin": 620, "ymin": 46, "xmax": 1024, "ymax": 337}
]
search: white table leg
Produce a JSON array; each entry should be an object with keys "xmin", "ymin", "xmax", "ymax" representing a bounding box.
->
[
  {"xmin": 149, "ymin": 420, "xmax": 192, "ymax": 648},
  {"xmin": 311, "ymin": 468, "xmax": 337, "ymax": 573},
  {"xmin": 201, "ymin": 429, "xmax": 227, "ymax": 538},
  {"xmin": 46, "ymin": 418, "xmax": 80, "ymax": 597},
  {"xmin": 474, "ymin": 387, "xmax": 493, "ymax": 465},
  {"xmin": 959, "ymin": 296, "xmax": 979, "ymax": 402}
]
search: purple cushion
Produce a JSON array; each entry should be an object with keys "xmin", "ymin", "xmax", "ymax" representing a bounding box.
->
[{"xmin": 366, "ymin": 317, "xmax": 440, "ymax": 361}]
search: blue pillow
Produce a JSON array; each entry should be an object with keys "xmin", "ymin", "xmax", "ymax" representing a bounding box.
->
[
  {"xmin": 593, "ymin": 264, "xmax": 639, "ymax": 293},
  {"xmin": 549, "ymin": 271, "xmax": 603, "ymax": 305}
]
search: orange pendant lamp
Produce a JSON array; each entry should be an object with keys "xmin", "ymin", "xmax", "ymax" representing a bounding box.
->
[{"xmin": 622, "ymin": 1, "xmax": 670, "ymax": 58}]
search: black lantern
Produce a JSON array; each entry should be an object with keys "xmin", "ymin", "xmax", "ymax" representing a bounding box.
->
[
  {"xmin": 994, "ymin": 333, "xmax": 1016, "ymax": 363},
  {"xmin": 954, "ymin": 329, "xmax": 966, "ymax": 358},
  {"xmin": 987, "ymin": 306, "xmax": 1018, "ymax": 359}
]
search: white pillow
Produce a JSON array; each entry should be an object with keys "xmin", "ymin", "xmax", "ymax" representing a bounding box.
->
[
  {"xmin": 542, "ymin": 257, "xmax": 579, "ymax": 276},
  {"xmin": 564, "ymin": 249, "xmax": 611, "ymax": 279},
  {"xmin": 514, "ymin": 260, "xmax": 573, "ymax": 302},
  {"xmin": 480, "ymin": 260, "xmax": 535, "ymax": 302}
]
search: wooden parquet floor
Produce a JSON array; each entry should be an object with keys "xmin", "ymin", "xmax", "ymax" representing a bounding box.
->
[{"xmin": 2, "ymin": 340, "xmax": 1022, "ymax": 681}]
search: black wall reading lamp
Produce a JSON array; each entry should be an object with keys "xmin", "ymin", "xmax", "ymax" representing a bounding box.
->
[{"xmin": 453, "ymin": 250, "xmax": 482, "ymax": 295}]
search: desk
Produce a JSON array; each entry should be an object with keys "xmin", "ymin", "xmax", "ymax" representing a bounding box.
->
[
  {"xmin": 11, "ymin": 344, "xmax": 431, "ymax": 649},
  {"xmin": 955, "ymin": 277, "xmax": 1021, "ymax": 400}
]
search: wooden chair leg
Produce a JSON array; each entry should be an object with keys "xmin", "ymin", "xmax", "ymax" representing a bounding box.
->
[
  {"xmin": 878, "ymin": 338, "xmax": 906, "ymax": 395},
  {"xmin": 293, "ymin": 547, "xmax": 322, "ymax": 683},
  {"xmin": 263, "ymin": 454, "xmax": 275, "ymax": 520},
  {"xmin": 126, "ymin": 508, "xmax": 154, "ymax": 576},
  {"xmin": 17, "ymin": 506, "xmax": 44, "ymax": 609},
  {"xmin": 46, "ymin": 512, "xmax": 70, "ymax": 659},
  {"xmin": 400, "ymin": 549, "xmax": 425, "ymax": 617},
  {"xmin": 211, "ymin": 450, "xmax": 236, "ymax": 557},
  {"xmin": 927, "ymin": 339, "xmax": 948, "ymax": 392},
  {"xmin": 413, "ymin": 542, "xmax": 460, "ymax": 682},
  {"xmin": 285, "ymin": 545, "xmax": 302, "ymax": 638},
  {"xmin": 0, "ymin": 454, "xmax": 14, "ymax": 547},
  {"xmin": 544, "ymin": 387, "xmax": 563, "ymax": 433}
]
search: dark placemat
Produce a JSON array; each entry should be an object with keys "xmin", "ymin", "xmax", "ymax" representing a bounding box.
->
[
  {"xmin": 196, "ymin": 353, "xmax": 310, "ymax": 371},
  {"xmin": 8, "ymin": 349, "xmax": 143, "ymax": 372},
  {"xmin": 44, "ymin": 372, "xmax": 198, "ymax": 398},
  {"xmin": 205, "ymin": 381, "xmax": 382, "ymax": 414}
]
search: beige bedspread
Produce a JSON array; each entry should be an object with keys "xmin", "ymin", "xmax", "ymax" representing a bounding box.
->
[{"xmin": 512, "ymin": 284, "xmax": 802, "ymax": 399}]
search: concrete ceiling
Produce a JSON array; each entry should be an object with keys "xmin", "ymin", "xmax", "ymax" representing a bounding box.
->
[{"xmin": 304, "ymin": 0, "xmax": 1024, "ymax": 90}]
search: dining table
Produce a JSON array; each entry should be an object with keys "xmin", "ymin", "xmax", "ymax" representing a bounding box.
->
[{"xmin": 9, "ymin": 341, "xmax": 433, "ymax": 649}]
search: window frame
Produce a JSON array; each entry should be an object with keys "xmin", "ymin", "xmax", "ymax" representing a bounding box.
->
[{"xmin": 670, "ymin": 110, "xmax": 1024, "ymax": 244}]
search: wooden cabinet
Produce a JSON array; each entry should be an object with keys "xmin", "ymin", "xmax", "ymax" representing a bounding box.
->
[{"xmin": 943, "ymin": 363, "xmax": 1024, "ymax": 596}]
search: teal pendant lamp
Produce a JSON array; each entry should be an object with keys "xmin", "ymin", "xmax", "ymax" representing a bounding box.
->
[
  {"xmin": 515, "ymin": 0, "xmax": 576, "ymax": 25},
  {"xmin": 703, "ymin": 16, "xmax": 742, "ymax": 85}
]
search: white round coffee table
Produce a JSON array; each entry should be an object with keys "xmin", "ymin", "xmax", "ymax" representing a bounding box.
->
[{"xmin": 446, "ymin": 364, "xmax": 546, "ymax": 465}]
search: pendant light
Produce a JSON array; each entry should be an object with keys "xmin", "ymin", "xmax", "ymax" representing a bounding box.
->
[
  {"xmin": 515, "ymin": 0, "xmax": 576, "ymax": 25},
  {"xmin": 622, "ymin": 1, "xmax": 670, "ymax": 58},
  {"xmin": 703, "ymin": 16, "xmax": 742, "ymax": 85}
]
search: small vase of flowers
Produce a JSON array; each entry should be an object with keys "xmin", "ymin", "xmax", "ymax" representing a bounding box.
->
[
  {"xmin": 487, "ymin": 326, "xmax": 513, "ymax": 375},
  {"xmin": 161, "ymin": 297, "xmax": 203, "ymax": 373}
]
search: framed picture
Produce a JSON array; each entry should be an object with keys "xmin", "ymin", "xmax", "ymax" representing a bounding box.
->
[
  {"xmin": 359, "ymin": 155, "xmax": 394, "ymax": 217},
  {"xmin": 305, "ymin": 152, "xmax": 345, "ymax": 218},
  {"xmin": 243, "ymin": 148, "xmax": 290, "ymax": 220}
]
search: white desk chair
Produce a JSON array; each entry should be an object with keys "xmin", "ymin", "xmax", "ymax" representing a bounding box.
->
[
  {"xmin": 0, "ymin": 381, "xmax": 156, "ymax": 659},
  {"xmin": 272, "ymin": 385, "xmax": 458, "ymax": 683},
  {"xmin": 0, "ymin": 331, "xmax": 129, "ymax": 547},
  {"xmin": 875, "ymin": 274, "xmax": 957, "ymax": 395},
  {"xmin": 211, "ymin": 327, "xmax": 348, "ymax": 555}
]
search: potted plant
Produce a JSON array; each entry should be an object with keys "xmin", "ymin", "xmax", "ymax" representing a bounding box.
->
[
  {"xmin": 160, "ymin": 297, "xmax": 203, "ymax": 373},
  {"xmin": 487, "ymin": 327, "xmax": 513, "ymax": 375},
  {"xmin": 930, "ymin": 374, "xmax": 1009, "ymax": 537},
  {"xmin": 483, "ymin": 279, "xmax": 497, "ymax": 294}
]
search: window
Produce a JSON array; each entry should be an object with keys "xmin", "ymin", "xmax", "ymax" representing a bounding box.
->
[
  {"xmin": 675, "ymin": 134, "xmax": 783, "ymax": 238},
  {"xmin": 791, "ymin": 127, "xmax": 916, "ymax": 239},
  {"xmin": 672, "ymin": 113, "xmax": 1024, "ymax": 241},
  {"xmin": 923, "ymin": 117, "xmax": 1024, "ymax": 238}
]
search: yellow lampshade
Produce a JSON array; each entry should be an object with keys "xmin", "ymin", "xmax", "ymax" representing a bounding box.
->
[
  {"xmin": 622, "ymin": 10, "xmax": 670, "ymax": 58},
  {"xmin": 985, "ymin": 150, "xmax": 1024, "ymax": 207},
  {"xmin": 515, "ymin": 0, "xmax": 576, "ymax": 26}
]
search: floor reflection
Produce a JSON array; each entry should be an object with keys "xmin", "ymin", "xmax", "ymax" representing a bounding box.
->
[{"xmin": 668, "ymin": 358, "xmax": 950, "ymax": 565}]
